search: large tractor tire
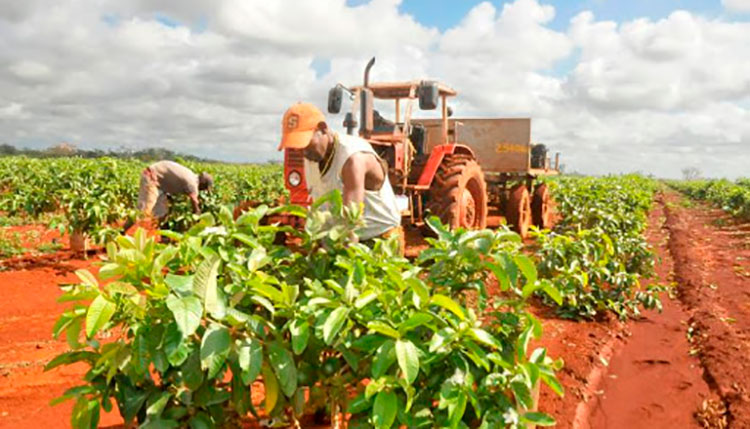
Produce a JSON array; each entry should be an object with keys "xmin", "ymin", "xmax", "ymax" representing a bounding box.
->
[
  {"xmin": 506, "ymin": 184, "xmax": 531, "ymax": 238},
  {"xmin": 426, "ymin": 155, "xmax": 488, "ymax": 229},
  {"xmin": 531, "ymin": 183, "xmax": 551, "ymax": 229}
]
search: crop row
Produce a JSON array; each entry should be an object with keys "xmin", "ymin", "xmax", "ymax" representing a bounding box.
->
[
  {"xmin": 536, "ymin": 175, "xmax": 664, "ymax": 319},
  {"xmin": 668, "ymin": 178, "xmax": 750, "ymax": 220}
]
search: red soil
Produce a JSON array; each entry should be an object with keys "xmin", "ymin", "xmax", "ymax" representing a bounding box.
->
[
  {"xmin": 0, "ymin": 254, "xmax": 122, "ymax": 429},
  {"xmin": 586, "ymin": 194, "xmax": 713, "ymax": 428},
  {"xmin": 661, "ymin": 192, "xmax": 750, "ymax": 426}
]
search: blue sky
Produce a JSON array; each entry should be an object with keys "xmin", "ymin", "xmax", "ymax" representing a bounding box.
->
[{"xmin": 394, "ymin": 0, "xmax": 730, "ymax": 31}]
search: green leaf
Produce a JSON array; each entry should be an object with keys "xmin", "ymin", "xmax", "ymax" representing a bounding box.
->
[
  {"xmin": 75, "ymin": 269, "xmax": 98, "ymax": 289},
  {"xmin": 45, "ymin": 351, "xmax": 98, "ymax": 372},
  {"xmin": 521, "ymin": 281, "xmax": 541, "ymax": 299},
  {"xmin": 540, "ymin": 369, "xmax": 564, "ymax": 397},
  {"xmin": 368, "ymin": 321, "xmax": 400, "ymax": 339},
  {"xmin": 522, "ymin": 412, "xmax": 556, "ymax": 426},
  {"xmin": 165, "ymin": 274, "xmax": 194, "ymax": 296},
  {"xmin": 140, "ymin": 418, "xmax": 179, "ymax": 429},
  {"xmin": 247, "ymin": 247, "xmax": 269, "ymax": 273},
  {"xmin": 98, "ymin": 263, "xmax": 123, "ymax": 280},
  {"xmin": 470, "ymin": 328, "xmax": 501, "ymax": 349},
  {"xmin": 152, "ymin": 246, "xmax": 178, "ymax": 278},
  {"xmin": 164, "ymin": 324, "xmax": 191, "ymax": 367},
  {"xmin": 355, "ymin": 290, "xmax": 378, "ymax": 309},
  {"xmin": 225, "ymin": 307, "xmax": 250, "ymax": 326},
  {"xmin": 200, "ymin": 324, "xmax": 231, "ymax": 379},
  {"xmin": 85, "ymin": 295, "xmax": 116, "ymax": 338},
  {"xmin": 409, "ymin": 280, "xmax": 430, "ymax": 309},
  {"xmin": 511, "ymin": 381, "xmax": 534, "ymax": 409},
  {"xmin": 323, "ymin": 307, "xmax": 349, "ymax": 345},
  {"xmin": 193, "ymin": 255, "xmax": 223, "ymax": 318},
  {"xmin": 188, "ymin": 413, "xmax": 213, "ymax": 429},
  {"xmin": 267, "ymin": 342, "xmax": 297, "ymax": 398},
  {"xmin": 430, "ymin": 295, "xmax": 465, "ymax": 320},
  {"xmin": 238, "ymin": 337, "xmax": 263, "ymax": 384},
  {"xmin": 71, "ymin": 396, "xmax": 99, "ymax": 429},
  {"xmin": 166, "ymin": 295, "xmax": 203, "ymax": 338},
  {"xmin": 347, "ymin": 393, "xmax": 372, "ymax": 414},
  {"xmin": 448, "ymin": 391, "xmax": 468, "ymax": 428},
  {"xmin": 351, "ymin": 334, "xmax": 387, "ymax": 352},
  {"xmin": 66, "ymin": 316, "xmax": 84, "ymax": 349},
  {"xmin": 290, "ymin": 320, "xmax": 310, "ymax": 355},
  {"xmin": 117, "ymin": 383, "xmax": 149, "ymax": 422},
  {"xmin": 395, "ymin": 340, "xmax": 419, "ymax": 385},
  {"xmin": 372, "ymin": 390, "xmax": 397, "ymax": 429},
  {"xmin": 182, "ymin": 350, "xmax": 204, "ymax": 390},
  {"xmin": 105, "ymin": 282, "xmax": 139, "ymax": 296},
  {"xmin": 514, "ymin": 254, "xmax": 538, "ymax": 285},
  {"xmin": 541, "ymin": 281, "xmax": 563, "ymax": 305},
  {"xmin": 398, "ymin": 313, "xmax": 432, "ymax": 334},
  {"xmin": 428, "ymin": 328, "xmax": 455, "ymax": 353},
  {"xmin": 372, "ymin": 340, "xmax": 396, "ymax": 379},
  {"xmin": 146, "ymin": 392, "xmax": 171, "ymax": 417},
  {"xmin": 262, "ymin": 365, "xmax": 279, "ymax": 414}
]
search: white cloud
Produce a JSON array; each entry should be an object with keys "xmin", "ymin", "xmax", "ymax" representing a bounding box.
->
[
  {"xmin": 0, "ymin": 0, "xmax": 748, "ymax": 178},
  {"xmin": 722, "ymin": 0, "xmax": 750, "ymax": 13}
]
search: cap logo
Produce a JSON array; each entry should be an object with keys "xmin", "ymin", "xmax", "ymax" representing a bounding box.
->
[{"xmin": 286, "ymin": 114, "xmax": 299, "ymax": 130}]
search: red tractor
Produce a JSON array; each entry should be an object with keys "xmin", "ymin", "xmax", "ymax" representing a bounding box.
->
[{"xmin": 283, "ymin": 58, "xmax": 559, "ymax": 237}]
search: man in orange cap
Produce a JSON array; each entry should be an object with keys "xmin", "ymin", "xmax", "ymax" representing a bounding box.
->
[{"xmin": 279, "ymin": 102, "xmax": 403, "ymax": 253}]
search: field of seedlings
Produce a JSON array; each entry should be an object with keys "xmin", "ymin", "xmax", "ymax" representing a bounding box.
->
[{"xmin": 1, "ymin": 157, "xmax": 750, "ymax": 428}]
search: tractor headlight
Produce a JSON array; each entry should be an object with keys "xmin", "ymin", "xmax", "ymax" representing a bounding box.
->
[{"xmin": 288, "ymin": 170, "xmax": 302, "ymax": 187}]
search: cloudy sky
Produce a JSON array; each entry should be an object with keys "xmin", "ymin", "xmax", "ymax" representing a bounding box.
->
[{"xmin": 1, "ymin": 0, "xmax": 749, "ymax": 178}]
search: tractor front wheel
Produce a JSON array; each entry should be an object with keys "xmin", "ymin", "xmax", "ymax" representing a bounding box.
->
[
  {"xmin": 506, "ymin": 184, "xmax": 531, "ymax": 238},
  {"xmin": 426, "ymin": 155, "xmax": 488, "ymax": 229}
]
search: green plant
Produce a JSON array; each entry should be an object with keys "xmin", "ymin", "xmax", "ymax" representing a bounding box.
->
[
  {"xmin": 0, "ymin": 156, "xmax": 285, "ymax": 240},
  {"xmin": 669, "ymin": 178, "xmax": 750, "ymax": 221},
  {"xmin": 535, "ymin": 175, "xmax": 664, "ymax": 320},
  {"xmin": 0, "ymin": 231, "xmax": 25, "ymax": 258},
  {"xmin": 47, "ymin": 191, "xmax": 562, "ymax": 429}
]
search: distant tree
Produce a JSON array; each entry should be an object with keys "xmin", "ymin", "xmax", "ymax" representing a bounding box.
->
[
  {"xmin": 681, "ymin": 167, "xmax": 701, "ymax": 180},
  {"xmin": 0, "ymin": 143, "xmax": 18, "ymax": 155}
]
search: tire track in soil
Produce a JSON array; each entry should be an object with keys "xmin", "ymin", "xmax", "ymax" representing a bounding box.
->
[
  {"xmin": 662, "ymin": 191, "xmax": 750, "ymax": 427},
  {"xmin": 586, "ymin": 194, "xmax": 713, "ymax": 428}
]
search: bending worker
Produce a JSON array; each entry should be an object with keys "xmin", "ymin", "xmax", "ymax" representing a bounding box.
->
[
  {"xmin": 124, "ymin": 160, "xmax": 213, "ymax": 231},
  {"xmin": 278, "ymin": 102, "xmax": 404, "ymax": 253}
]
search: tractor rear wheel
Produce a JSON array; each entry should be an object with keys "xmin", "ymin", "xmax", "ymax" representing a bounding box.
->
[
  {"xmin": 506, "ymin": 184, "xmax": 531, "ymax": 238},
  {"xmin": 426, "ymin": 155, "xmax": 487, "ymax": 229},
  {"xmin": 531, "ymin": 183, "xmax": 551, "ymax": 229}
]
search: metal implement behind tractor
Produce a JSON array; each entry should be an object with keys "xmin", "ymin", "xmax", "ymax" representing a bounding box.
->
[{"xmin": 282, "ymin": 58, "xmax": 559, "ymax": 237}]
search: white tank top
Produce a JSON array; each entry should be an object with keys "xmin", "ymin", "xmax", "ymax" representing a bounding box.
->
[{"xmin": 304, "ymin": 133, "xmax": 402, "ymax": 240}]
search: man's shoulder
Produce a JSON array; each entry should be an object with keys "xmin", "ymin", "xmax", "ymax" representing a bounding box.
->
[{"xmin": 337, "ymin": 133, "xmax": 370, "ymax": 147}]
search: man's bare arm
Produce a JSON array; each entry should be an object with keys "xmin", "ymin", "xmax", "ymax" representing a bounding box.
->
[
  {"xmin": 189, "ymin": 193, "xmax": 201, "ymax": 214},
  {"xmin": 341, "ymin": 154, "xmax": 367, "ymax": 206}
]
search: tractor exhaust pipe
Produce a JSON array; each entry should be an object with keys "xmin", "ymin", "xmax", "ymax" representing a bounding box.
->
[{"xmin": 364, "ymin": 57, "xmax": 375, "ymax": 88}]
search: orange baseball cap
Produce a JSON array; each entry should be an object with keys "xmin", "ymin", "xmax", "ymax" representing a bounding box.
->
[{"xmin": 278, "ymin": 102, "xmax": 326, "ymax": 150}]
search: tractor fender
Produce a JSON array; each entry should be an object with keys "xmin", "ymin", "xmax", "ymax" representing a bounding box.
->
[{"xmin": 416, "ymin": 144, "xmax": 476, "ymax": 188}]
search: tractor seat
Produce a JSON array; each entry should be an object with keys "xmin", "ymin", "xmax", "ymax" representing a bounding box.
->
[{"xmin": 373, "ymin": 110, "xmax": 397, "ymax": 134}]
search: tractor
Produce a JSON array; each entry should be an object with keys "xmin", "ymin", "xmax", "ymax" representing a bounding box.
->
[{"xmin": 282, "ymin": 58, "xmax": 559, "ymax": 237}]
